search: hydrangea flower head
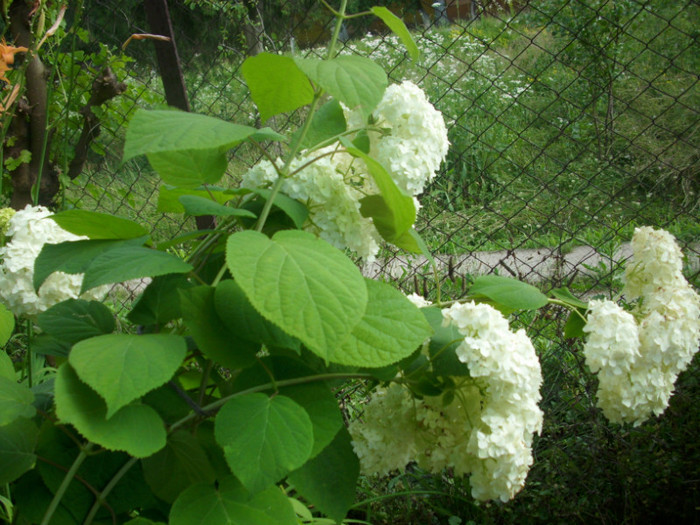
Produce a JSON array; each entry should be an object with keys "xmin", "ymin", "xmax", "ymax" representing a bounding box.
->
[
  {"xmin": 623, "ymin": 226, "xmax": 685, "ymax": 301},
  {"xmin": 583, "ymin": 228, "xmax": 699, "ymax": 426},
  {"xmin": 0, "ymin": 205, "xmax": 108, "ymax": 318}
]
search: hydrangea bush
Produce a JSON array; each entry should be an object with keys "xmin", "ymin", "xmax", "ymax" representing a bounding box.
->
[{"xmin": 0, "ymin": 3, "xmax": 697, "ymax": 524}]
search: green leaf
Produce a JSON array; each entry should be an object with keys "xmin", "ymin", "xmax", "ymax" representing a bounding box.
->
[
  {"xmin": 242, "ymin": 52, "xmax": 314, "ymax": 122},
  {"xmin": 69, "ymin": 334, "xmax": 186, "ymax": 418},
  {"xmin": 421, "ymin": 307, "xmax": 470, "ymax": 377},
  {"xmin": 215, "ymin": 280, "xmax": 301, "ymax": 353},
  {"xmin": 0, "ymin": 377, "xmax": 35, "ymax": 425},
  {"xmin": 370, "ymin": 7, "xmax": 420, "ymax": 61},
  {"xmin": 148, "ymin": 149, "xmax": 228, "ymax": 188},
  {"xmin": 334, "ymin": 278, "xmax": 432, "ymax": 367},
  {"xmin": 124, "ymin": 109, "xmax": 283, "ymax": 162},
  {"xmin": 469, "ymin": 275, "xmax": 549, "ymax": 311},
  {"xmin": 294, "ymin": 55, "xmax": 387, "ymax": 118},
  {"xmin": 342, "ymin": 140, "xmax": 416, "ymax": 245},
  {"xmin": 50, "ymin": 210, "xmax": 149, "ymax": 240},
  {"xmin": 226, "ymin": 230, "xmax": 367, "ymax": 361},
  {"xmin": 125, "ymin": 519, "xmax": 166, "ymax": 525},
  {"xmin": 0, "ymin": 417, "xmax": 38, "ymax": 484},
  {"xmin": 79, "ymin": 246, "xmax": 193, "ymax": 294},
  {"xmin": 142, "ymin": 430, "xmax": 217, "ymax": 503},
  {"xmin": 33, "ymin": 237, "xmax": 190, "ymax": 294},
  {"xmin": 287, "ymin": 427, "xmax": 359, "ymax": 524},
  {"xmin": 128, "ymin": 274, "xmax": 194, "ymax": 325},
  {"xmin": 0, "ymin": 351, "xmax": 14, "ymax": 380},
  {"xmin": 157, "ymin": 185, "xmax": 233, "ymax": 213},
  {"xmin": 30, "ymin": 334, "xmax": 72, "ymax": 358},
  {"xmin": 179, "ymin": 286, "xmax": 259, "ymax": 369},
  {"xmin": 564, "ymin": 309, "xmax": 587, "ymax": 339},
  {"xmin": 272, "ymin": 358, "xmax": 343, "ymax": 459},
  {"xmin": 246, "ymin": 188, "xmax": 308, "ymax": 229},
  {"xmin": 179, "ymin": 195, "xmax": 257, "ymax": 218},
  {"xmin": 293, "ymin": 99, "xmax": 347, "ymax": 150},
  {"xmin": 551, "ymin": 287, "xmax": 588, "ymax": 309},
  {"xmin": 215, "ymin": 393, "xmax": 313, "ymax": 494},
  {"xmin": 55, "ymin": 364, "xmax": 167, "ymax": 458},
  {"xmin": 170, "ymin": 476, "xmax": 297, "ymax": 525},
  {"xmin": 33, "ymin": 238, "xmax": 145, "ymax": 291},
  {"xmin": 0, "ymin": 302, "xmax": 13, "ymax": 347},
  {"xmin": 36, "ymin": 299, "xmax": 115, "ymax": 344}
]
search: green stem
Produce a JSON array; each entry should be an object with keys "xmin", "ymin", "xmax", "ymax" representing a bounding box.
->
[
  {"xmin": 82, "ymin": 456, "xmax": 138, "ymax": 525},
  {"xmin": 41, "ymin": 442, "xmax": 94, "ymax": 525},
  {"xmin": 26, "ymin": 322, "xmax": 33, "ymax": 388},
  {"xmin": 169, "ymin": 372, "xmax": 373, "ymax": 434},
  {"xmin": 326, "ymin": 0, "xmax": 348, "ymax": 60}
]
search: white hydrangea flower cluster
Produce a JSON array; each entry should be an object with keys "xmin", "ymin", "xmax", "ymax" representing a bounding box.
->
[
  {"xmin": 443, "ymin": 301, "xmax": 544, "ymax": 502},
  {"xmin": 0, "ymin": 205, "xmax": 108, "ymax": 318},
  {"xmin": 369, "ymin": 81, "xmax": 450, "ymax": 196},
  {"xmin": 583, "ymin": 227, "xmax": 700, "ymax": 426},
  {"xmin": 242, "ymin": 146, "xmax": 381, "ymax": 260},
  {"xmin": 242, "ymin": 81, "xmax": 448, "ymax": 261},
  {"xmin": 349, "ymin": 301, "xmax": 544, "ymax": 503}
]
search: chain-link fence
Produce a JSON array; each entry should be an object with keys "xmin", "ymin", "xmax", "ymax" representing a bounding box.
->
[{"xmin": 56, "ymin": 0, "xmax": 700, "ymax": 520}]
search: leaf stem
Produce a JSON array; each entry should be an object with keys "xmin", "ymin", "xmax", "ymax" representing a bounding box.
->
[{"xmin": 41, "ymin": 442, "xmax": 94, "ymax": 525}]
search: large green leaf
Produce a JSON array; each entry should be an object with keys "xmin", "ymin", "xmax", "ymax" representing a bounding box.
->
[
  {"xmin": 34, "ymin": 238, "xmax": 191, "ymax": 293},
  {"xmin": 242, "ymin": 52, "xmax": 314, "ymax": 122},
  {"xmin": 226, "ymin": 230, "xmax": 367, "ymax": 361},
  {"xmin": 127, "ymin": 274, "xmax": 194, "ymax": 326},
  {"xmin": 79, "ymin": 246, "xmax": 193, "ymax": 293},
  {"xmin": 36, "ymin": 299, "xmax": 115, "ymax": 344},
  {"xmin": 179, "ymin": 286, "xmax": 259, "ymax": 369},
  {"xmin": 0, "ymin": 302, "xmax": 13, "ymax": 347},
  {"xmin": 123, "ymin": 109, "xmax": 283, "ymax": 161},
  {"xmin": 215, "ymin": 393, "xmax": 313, "ymax": 494},
  {"xmin": 179, "ymin": 195, "xmax": 257, "ymax": 218},
  {"xmin": 50, "ymin": 210, "xmax": 148, "ymax": 240},
  {"xmin": 215, "ymin": 280, "xmax": 301, "ymax": 353},
  {"xmin": 142, "ymin": 430, "xmax": 217, "ymax": 503},
  {"xmin": 334, "ymin": 278, "xmax": 432, "ymax": 367},
  {"xmin": 294, "ymin": 55, "xmax": 387, "ymax": 118},
  {"xmin": 33, "ymin": 238, "xmax": 144, "ymax": 291},
  {"xmin": 287, "ymin": 427, "xmax": 359, "ymax": 524},
  {"xmin": 169, "ymin": 476, "xmax": 297, "ymax": 525},
  {"xmin": 54, "ymin": 364, "xmax": 166, "ymax": 458},
  {"xmin": 469, "ymin": 275, "xmax": 549, "ymax": 311},
  {"xmin": 69, "ymin": 333, "xmax": 186, "ymax": 418},
  {"xmin": 370, "ymin": 7, "xmax": 420, "ymax": 61},
  {"xmin": 148, "ymin": 149, "xmax": 228, "ymax": 188},
  {"xmin": 0, "ymin": 376, "xmax": 35, "ymax": 425},
  {"xmin": 0, "ymin": 417, "xmax": 37, "ymax": 484}
]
